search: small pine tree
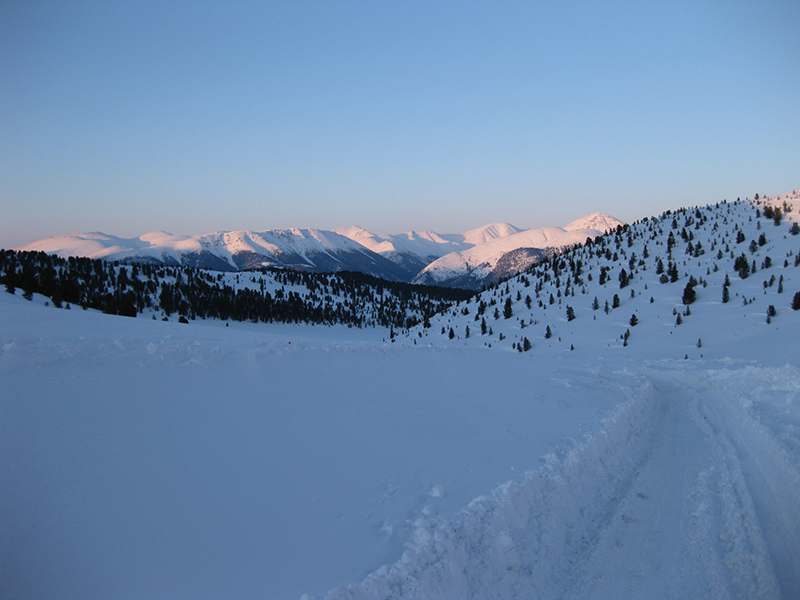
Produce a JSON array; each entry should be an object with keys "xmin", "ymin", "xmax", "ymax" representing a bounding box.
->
[
  {"xmin": 629, "ymin": 314, "xmax": 638, "ymax": 326},
  {"xmin": 619, "ymin": 269, "xmax": 629, "ymax": 288},
  {"xmin": 669, "ymin": 262, "xmax": 680, "ymax": 282},
  {"xmin": 792, "ymin": 292, "xmax": 800, "ymax": 311},
  {"xmin": 544, "ymin": 325, "xmax": 553, "ymax": 339},
  {"xmin": 682, "ymin": 279, "xmax": 697, "ymax": 305},
  {"xmin": 722, "ymin": 285, "xmax": 730, "ymax": 303},
  {"xmin": 566, "ymin": 305, "xmax": 576, "ymax": 321},
  {"xmin": 523, "ymin": 337, "xmax": 532, "ymax": 352},
  {"xmin": 503, "ymin": 297, "xmax": 513, "ymax": 319}
]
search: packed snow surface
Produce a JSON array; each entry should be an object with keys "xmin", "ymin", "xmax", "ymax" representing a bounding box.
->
[{"xmin": 3, "ymin": 193, "xmax": 800, "ymax": 599}]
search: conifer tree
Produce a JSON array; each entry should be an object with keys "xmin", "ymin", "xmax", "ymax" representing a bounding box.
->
[
  {"xmin": 682, "ymin": 277, "xmax": 697, "ymax": 305},
  {"xmin": 503, "ymin": 297, "xmax": 513, "ymax": 319}
]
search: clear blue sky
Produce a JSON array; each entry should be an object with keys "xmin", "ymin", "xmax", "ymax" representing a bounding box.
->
[{"xmin": 2, "ymin": 1, "xmax": 798, "ymax": 248}]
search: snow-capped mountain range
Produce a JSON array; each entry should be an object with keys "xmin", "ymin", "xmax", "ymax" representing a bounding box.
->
[{"xmin": 13, "ymin": 213, "xmax": 623, "ymax": 289}]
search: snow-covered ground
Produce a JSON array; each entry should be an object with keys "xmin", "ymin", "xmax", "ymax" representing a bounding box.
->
[{"xmin": 3, "ymin": 194, "xmax": 800, "ymax": 599}]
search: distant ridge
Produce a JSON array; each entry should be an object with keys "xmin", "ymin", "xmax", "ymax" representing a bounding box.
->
[{"xmin": 15, "ymin": 213, "xmax": 624, "ymax": 286}]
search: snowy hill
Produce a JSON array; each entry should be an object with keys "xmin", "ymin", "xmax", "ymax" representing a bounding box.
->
[
  {"xmin": 3, "ymin": 190, "xmax": 799, "ymax": 600},
  {"xmin": 400, "ymin": 192, "xmax": 800, "ymax": 360}
]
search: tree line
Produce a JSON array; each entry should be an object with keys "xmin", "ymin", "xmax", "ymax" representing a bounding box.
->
[{"xmin": 0, "ymin": 249, "xmax": 472, "ymax": 330}]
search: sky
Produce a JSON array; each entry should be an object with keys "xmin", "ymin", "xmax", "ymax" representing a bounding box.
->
[{"xmin": 1, "ymin": 1, "xmax": 799, "ymax": 248}]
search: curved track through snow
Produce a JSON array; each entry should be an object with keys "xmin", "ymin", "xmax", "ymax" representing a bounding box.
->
[
  {"xmin": 326, "ymin": 365, "xmax": 800, "ymax": 600},
  {"xmin": 560, "ymin": 370, "xmax": 793, "ymax": 600}
]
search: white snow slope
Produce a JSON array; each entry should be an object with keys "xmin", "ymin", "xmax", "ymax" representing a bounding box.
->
[{"xmin": 2, "ymin": 192, "xmax": 800, "ymax": 600}]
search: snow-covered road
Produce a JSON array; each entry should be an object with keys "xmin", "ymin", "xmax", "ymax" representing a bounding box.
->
[
  {"xmin": 559, "ymin": 367, "xmax": 799, "ymax": 600},
  {"xmin": 330, "ymin": 365, "xmax": 800, "ymax": 600}
]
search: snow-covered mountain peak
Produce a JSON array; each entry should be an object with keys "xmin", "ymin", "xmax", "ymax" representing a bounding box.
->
[
  {"xmin": 462, "ymin": 222, "xmax": 524, "ymax": 246},
  {"xmin": 564, "ymin": 212, "xmax": 624, "ymax": 233}
]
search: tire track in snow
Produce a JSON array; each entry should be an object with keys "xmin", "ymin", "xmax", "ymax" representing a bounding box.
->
[
  {"xmin": 557, "ymin": 378, "xmax": 729, "ymax": 599},
  {"xmin": 700, "ymin": 368, "xmax": 800, "ymax": 600},
  {"xmin": 559, "ymin": 368, "xmax": 791, "ymax": 600},
  {"xmin": 323, "ymin": 365, "xmax": 800, "ymax": 600}
]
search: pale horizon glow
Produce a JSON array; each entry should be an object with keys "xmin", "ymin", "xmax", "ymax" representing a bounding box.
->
[{"xmin": 2, "ymin": 1, "xmax": 799, "ymax": 248}]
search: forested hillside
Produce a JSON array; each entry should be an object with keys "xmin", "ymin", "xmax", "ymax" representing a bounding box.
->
[
  {"xmin": 398, "ymin": 193, "xmax": 800, "ymax": 359},
  {"xmin": 0, "ymin": 251, "xmax": 471, "ymax": 331}
]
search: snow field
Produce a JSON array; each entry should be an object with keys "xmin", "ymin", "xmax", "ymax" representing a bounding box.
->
[{"xmin": 1, "ymin": 293, "xmax": 629, "ymax": 600}]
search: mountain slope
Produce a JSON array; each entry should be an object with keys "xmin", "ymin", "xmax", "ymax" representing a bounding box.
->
[
  {"xmin": 400, "ymin": 191, "xmax": 800, "ymax": 360},
  {"xmin": 333, "ymin": 226, "xmax": 469, "ymax": 277},
  {"xmin": 333, "ymin": 222, "xmax": 525, "ymax": 278},
  {"xmin": 412, "ymin": 225, "xmax": 605, "ymax": 289}
]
